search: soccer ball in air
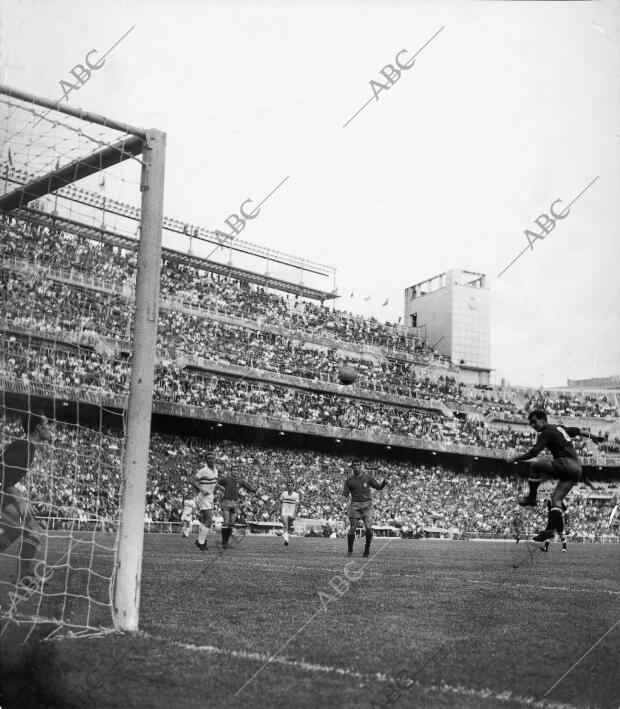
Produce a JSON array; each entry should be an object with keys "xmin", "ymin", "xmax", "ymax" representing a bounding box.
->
[{"xmin": 338, "ymin": 366, "xmax": 358, "ymax": 385}]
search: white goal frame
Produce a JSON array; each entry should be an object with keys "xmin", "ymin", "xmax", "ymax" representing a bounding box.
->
[{"xmin": 0, "ymin": 84, "xmax": 166, "ymax": 632}]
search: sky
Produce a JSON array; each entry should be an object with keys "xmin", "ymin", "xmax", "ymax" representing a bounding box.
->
[{"xmin": 1, "ymin": 0, "xmax": 619, "ymax": 388}]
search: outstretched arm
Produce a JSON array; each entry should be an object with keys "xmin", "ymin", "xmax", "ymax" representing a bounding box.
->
[
  {"xmin": 241, "ymin": 480, "xmax": 257, "ymax": 495},
  {"xmin": 508, "ymin": 445, "xmax": 541, "ymax": 464},
  {"xmin": 508, "ymin": 430, "xmax": 546, "ymax": 464},
  {"xmin": 574, "ymin": 428, "xmax": 605, "ymax": 444}
]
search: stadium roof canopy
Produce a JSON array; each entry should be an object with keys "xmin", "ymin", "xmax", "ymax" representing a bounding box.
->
[{"xmin": 11, "ymin": 206, "xmax": 339, "ymax": 302}]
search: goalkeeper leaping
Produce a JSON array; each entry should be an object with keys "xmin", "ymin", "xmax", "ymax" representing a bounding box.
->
[
  {"xmin": 508, "ymin": 410, "xmax": 604, "ymax": 543},
  {"xmin": 0, "ymin": 411, "xmax": 51, "ymax": 587}
]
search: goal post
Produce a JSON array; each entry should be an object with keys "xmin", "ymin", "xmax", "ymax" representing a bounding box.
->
[
  {"xmin": 114, "ymin": 128, "xmax": 165, "ymax": 631},
  {"xmin": 0, "ymin": 84, "xmax": 165, "ymax": 636}
]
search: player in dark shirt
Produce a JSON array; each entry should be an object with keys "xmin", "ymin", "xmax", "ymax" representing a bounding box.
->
[
  {"xmin": 217, "ymin": 469, "xmax": 257, "ymax": 549},
  {"xmin": 342, "ymin": 461, "xmax": 387, "ymax": 557},
  {"xmin": 541, "ymin": 500, "xmax": 568, "ymax": 552},
  {"xmin": 0, "ymin": 411, "xmax": 51, "ymax": 585},
  {"xmin": 508, "ymin": 410, "xmax": 604, "ymax": 542}
]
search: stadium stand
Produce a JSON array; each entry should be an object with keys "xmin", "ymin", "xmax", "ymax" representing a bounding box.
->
[
  {"xmin": 2, "ymin": 212, "xmax": 619, "ymax": 544},
  {"xmin": 2, "ymin": 214, "xmax": 618, "ymax": 418},
  {"xmin": 2, "ymin": 418, "xmax": 615, "ymax": 540}
]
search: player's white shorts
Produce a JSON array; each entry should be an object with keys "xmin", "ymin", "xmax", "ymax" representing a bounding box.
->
[
  {"xmin": 181, "ymin": 499, "xmax": 196, "ymax": 522},
  {"xmin": 281, "ymin": 506, "xmax": 296, "ymax": 519},
  {"xmin": 195, "ymin": 492, "xmax": 214, "ymax": 512}
]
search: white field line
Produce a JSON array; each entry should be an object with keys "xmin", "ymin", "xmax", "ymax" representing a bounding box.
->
[
  {"xmin": 138, "ymin": 632, "xmax": 583, "ymax": 709},
  {"xmin": 439, "ymin": 576, "xmax": 620, "ymax": 597}
]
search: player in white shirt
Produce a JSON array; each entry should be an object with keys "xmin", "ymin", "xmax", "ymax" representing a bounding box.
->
[
  {"xmin": 180, "ymin": 497, "xmax": 196, "ymax": 538},
  {"xmin": 193, "ymin": 452, "xmax": 220, "ymax": 551},
  {"xmin": 280, "ymin": 481, "xmax": 300, "ymax": 547}
]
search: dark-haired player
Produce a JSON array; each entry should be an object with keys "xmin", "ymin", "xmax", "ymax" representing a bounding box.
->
[
  {"xmin": 508, "ymin": 410, "xmax": 604, "ymax": 542},
  {"xmin": 217, "ymin": 469, "xmax": 257, "ymax": 549},
  {"xmin": 0, "ymin": 412, "xmax": 51, "ymax": 586},
  {"xmin": 342, "ymin": 461, "xmax": 387, "ymax": 557}
]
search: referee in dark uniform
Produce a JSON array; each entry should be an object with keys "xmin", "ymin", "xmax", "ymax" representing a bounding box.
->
[{"xmin": 342, "ymin": 461, "xmax": 386, "ymax": 557}]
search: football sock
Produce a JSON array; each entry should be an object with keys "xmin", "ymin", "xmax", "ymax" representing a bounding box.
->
[
  {"xmin": 527, "ymin": 477, "xmax": 541, "ymax": 500},
  {"xmin": 224, "ymin": 526, "xmax": 233, "ymax": 543},
  {"xmin": 347, "ymin": 533, "xmax": 355, "ymax": 553},
  {"xmin": 548, "ymin": 506, "xmax": 563, "ymax": 532},
  {"xmin": 283, "ymin": 532, "xmax": 289, "ymax": 543},
  {"xmin": 221, "ymin": 526, "xmax": 228, "ymax": 545},
  {"xmin": 364, "ymin": 531, "xmax": 373, "ymax": 553},
  {"xmin": 198, "ymin": 525, "xmax": 208, "ymax": 545}
]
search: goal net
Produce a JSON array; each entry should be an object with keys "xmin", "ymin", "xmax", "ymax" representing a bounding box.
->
[{"xmin": 0, "ymin": 86, "xmax": 165, "ymax": 640}]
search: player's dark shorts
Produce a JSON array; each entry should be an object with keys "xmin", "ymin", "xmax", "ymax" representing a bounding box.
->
[
  {"xmin": 221, "ymin": 499, "xmax": 238, "ymax": 513},
  {"xmin": 348, "ymin": 500, "xmax": 373, "ymax": 525},
  {"xmin": 534, "ymin": 457, "xmax": 582, "ymax": 483},
  {"xmin": 198, "ymin": 509, "xmax": 213, "ymax": 525}
]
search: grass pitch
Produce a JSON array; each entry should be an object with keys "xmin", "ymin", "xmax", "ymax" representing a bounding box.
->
[{"xmin": 2, "ymin": 534, "xmax": 619, "ymax": 709}]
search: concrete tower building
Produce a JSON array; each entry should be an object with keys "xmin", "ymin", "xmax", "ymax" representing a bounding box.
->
[{"xmin": 404, "ymin": 269, "xmax": 491, "ymax": 385}]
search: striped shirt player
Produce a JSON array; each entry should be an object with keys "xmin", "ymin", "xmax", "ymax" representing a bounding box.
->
[
  {"xmin": 509, "ymin": 410, "xmax": 604, "ymax": 543},
  {"xmin": 0, "ymin": 412, "xmax": 51, "ymax": 586},
  {"xmin": 192, "ymin": 453, "xmax": 219, "ymax": 551},
  {"xmin": 342, "ymin": 461, "xmax": 386, "ymax": 558},
  {"xmin": 217, "ymin": 470, "xmax": 257, "ymax": 549},
  {"xmin": 280, "ymin": 484, "xmax": 300, "ymax": 546},
  {"xmin": 180, "ymin": 497, "xmax": 196, "ymax": 538}
]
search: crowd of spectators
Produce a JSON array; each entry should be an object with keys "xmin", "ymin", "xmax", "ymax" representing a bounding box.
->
[
  {"xmin": 1, "ymin": 216, "xmax": 426, "ymax": 352},
  {"xmin": 4, "ymin": 419, "xmax": 616, "ymax": 540},
  {"xmin": 0, "ymin": 269, "xmax": 490, "ymax": 405},
  {"xmin": 1, "ymin": 215, "xmax": 136, "ymax": 285},
  {"xmin": 1, "ymin": 269, "xmax": 130, "ymax": 342},
  {"xmin": 524, "ymin": 391, "xmax": 618, "ymax": 419},
  {"xmin": 7, "ymin": 266, "xmax": 614, "ymax": 428},
  {"xmin": 3, "ymin": 215, "xmax": 618, "ymax": 423},
  {"xmin": 3, "ymin": 335, "xmax": 551, "ymax": 452},
  {"xmin": 159, "ymin": 310, "xmax": 451, "ymax": 398}
]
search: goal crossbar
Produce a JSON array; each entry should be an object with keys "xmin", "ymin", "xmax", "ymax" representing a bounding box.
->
[
  {"xmin": 0, "ymin": 134, "xmax": 144, "ymax": 212},
  {"xmin": 0, "ymin": 84, "xmax": 146, "ymax": 138}
]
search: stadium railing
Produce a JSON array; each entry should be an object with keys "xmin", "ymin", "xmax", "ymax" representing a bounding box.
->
[{"xmin": 1, "ymin": 254, "xmax": 133, "ymax": 298}]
